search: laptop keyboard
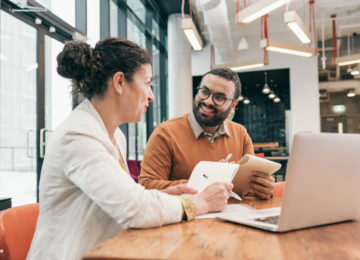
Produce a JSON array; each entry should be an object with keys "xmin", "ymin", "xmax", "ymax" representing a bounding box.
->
[{"xmin": 254, "ymin": 215, "xmax": 280, "ymax": 225}]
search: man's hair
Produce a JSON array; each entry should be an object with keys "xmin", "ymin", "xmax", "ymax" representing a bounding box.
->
[{"xmin": 201, "ymin": 68, "xmax": 241, "ymax": 99}]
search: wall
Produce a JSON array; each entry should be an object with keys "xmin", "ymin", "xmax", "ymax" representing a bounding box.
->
[{"xmin": 192, "ymin": 33, "xmax": 320, "ymax": 150}]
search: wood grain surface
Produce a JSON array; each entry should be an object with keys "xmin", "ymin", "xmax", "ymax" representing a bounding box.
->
[{"xmin": 83, "ymin": 198, "xmax": 360, "ymax": 260}]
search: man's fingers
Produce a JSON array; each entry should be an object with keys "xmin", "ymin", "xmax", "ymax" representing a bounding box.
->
[{"xmin": 181, "ymin": 184, "xmax": 198, "ymax": 194}]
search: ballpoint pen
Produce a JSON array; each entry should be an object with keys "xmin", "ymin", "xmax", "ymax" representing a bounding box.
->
[
  {"xmin": 202, "ymin": 173, "xmax": 242, "ymax": 201},
  {"xmin": 224, "ymin": 153, "xmax": 232, "ymax": 163}
]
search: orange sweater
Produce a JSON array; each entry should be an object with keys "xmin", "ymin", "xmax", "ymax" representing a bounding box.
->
[{"xmin": 139, "ymin": 113, "xmax": 254, "ymax": 189}]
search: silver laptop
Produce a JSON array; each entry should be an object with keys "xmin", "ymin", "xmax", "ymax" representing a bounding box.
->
[{"xmin": 217, "ymin": 132, "xmax": 360, "ymax": 232}]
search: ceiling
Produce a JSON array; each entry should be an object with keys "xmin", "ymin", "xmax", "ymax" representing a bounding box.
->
[{"xmin": 156, "ymin": 0, "xmax": 360, "ymax": 67}]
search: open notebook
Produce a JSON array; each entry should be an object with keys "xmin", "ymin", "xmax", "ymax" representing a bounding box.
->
[{"xmin": 217, "ymin": 133, "xmax": 360, "ymax": 232}]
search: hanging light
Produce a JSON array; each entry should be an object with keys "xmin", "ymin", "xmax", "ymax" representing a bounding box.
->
[
  {"xmin": 243, "ymin": 97, "xmax": 250, "ymax": 104},
  {"xmin": 274, "ymin": 96, "xmax": 281, "ymax": 103},
  {"xmin": 237, "ymin": 0, "xmax": 292, "ymax": 24},
  {"xmin": 336, "ymin": 54, "xmax": 360, "ymax": 66},
  {"xmin": 261, "ymin": 39, "xmax": 316, "ymax": 57},
  {"xmin": 217, "ymin": 59, "xmax": 265, "ymax": 72},
  {"xmin": 238, "ymin": 95, "xmax": 244, "ymax": 101},
  {"xmin": 347, "ymin": 89, "xmax": 355, "ymax": 97},
  {"xmin": 284, "ymin": 11, "xmax": 312, "ymax": 44},
  {"xmin": 182, "ymin": 17, "xmax": 203, "ymax": 51},
  {"xmin": 262, "ymin": 72, "xmax": 270, "ymax": 94},
  {"xmin": 351, "ymin": 68, "xmax": 360, "ymax": 76},
  {"xmin": 268, "ymin": 91, "xmax": 275, "ymax": 99}
]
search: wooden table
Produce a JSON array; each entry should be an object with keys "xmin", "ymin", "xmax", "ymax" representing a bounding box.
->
[{"xmin": 83, "ymin": 197, "xmax": 360, "ymax": 260}]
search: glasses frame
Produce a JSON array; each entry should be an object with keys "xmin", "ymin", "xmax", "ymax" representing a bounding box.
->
[{"xmin": 196, "ymin": 87, "xmax": 236, "ymax": 106}]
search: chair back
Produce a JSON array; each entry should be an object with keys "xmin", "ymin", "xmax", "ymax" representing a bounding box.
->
[
  {"xmin": 0, "ymin": 203, "xmax": 39, "ymax": 260},
  {"xmin": 127, "ymin": 160, "xmax": 142, "ymax": 183}
]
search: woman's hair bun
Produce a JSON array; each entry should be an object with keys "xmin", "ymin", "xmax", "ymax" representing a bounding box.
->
[{"xmin": 56, "ymin": 41, "xmax": 93, "ymax": 81}]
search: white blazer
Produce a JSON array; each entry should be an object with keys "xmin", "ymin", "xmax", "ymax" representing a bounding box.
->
[{"xmin": 27, "ymin": 100, "xmax": 182, "ymax": 260}]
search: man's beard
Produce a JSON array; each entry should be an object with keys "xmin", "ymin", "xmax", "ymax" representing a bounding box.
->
[{"xmin": 192, "ymin": 99, "xmax": 232, "ymax": 127}]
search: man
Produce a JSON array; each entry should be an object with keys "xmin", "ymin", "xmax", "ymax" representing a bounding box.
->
[{"xmin": 139, "ymin": 68, "xmax": 274, "ymax": 199}]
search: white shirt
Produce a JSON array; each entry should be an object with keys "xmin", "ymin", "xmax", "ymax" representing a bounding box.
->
[{"xmin": 27, "ymin": 100, "xmax": 182, "ymax": 260}]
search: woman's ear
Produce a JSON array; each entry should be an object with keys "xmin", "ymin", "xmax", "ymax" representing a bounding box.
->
[{"xmin": 112, "ymin": 71, "xmax": 125, "ymax": 95}]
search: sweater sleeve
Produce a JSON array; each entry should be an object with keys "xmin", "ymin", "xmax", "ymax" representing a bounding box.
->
[
  {"xmin": 242, "ymin": 128, "xmax": 255, "ymax": 156},
  {"xmin": 139, "ymin": 125, "xmax": 187, "ymax": 190}
]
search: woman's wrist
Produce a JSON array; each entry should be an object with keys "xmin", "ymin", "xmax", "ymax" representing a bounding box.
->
[{"xmin": 179, "ymin": 195, "xmax": 196, "ymax": 221}]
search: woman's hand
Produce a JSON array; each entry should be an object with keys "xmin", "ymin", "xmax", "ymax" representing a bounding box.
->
[
  {"xmin": 161, "ymin": 184, "xmax": 198, "ymax": 196},
  {"xmin": 250, "ymin": 171, "xmax": 274, "ymax": 199},
  {"xmin": 193, "ymin": 182, "xmax": 233, "ymax": 215}
]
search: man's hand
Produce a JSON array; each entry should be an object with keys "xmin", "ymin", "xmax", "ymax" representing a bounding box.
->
[
  {"xmin": 161, "ymin": 183, "xmax": 198, "ymax": 195},
  {"xmin": 250, "ymin": 171, "xmax": 274, "ymax": 200}
]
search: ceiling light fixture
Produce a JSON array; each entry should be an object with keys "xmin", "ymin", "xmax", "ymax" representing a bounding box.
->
[
  {"xmin": 262, "ymin": 72, "xmax": 270, "ymax": 94},
  {"xmin": 217, "ymin": 59, "xmax": 266, "ymax": 72},
  {"xmin": 260, "ymin": 39, "xmax": 315, "ymax": 57},
  {"xmin": 347, "ymin": 89, "xmax": 355, "ymax": 97},
  {"xmin": 25, "ymin": 63, "xmax": 38, "ymax": 72},
  {"xmin": 351, "ymin": 68, "xmax": 360, "ymax": 76},
  {"xmin": 237, "ymin": 0, "xmax": 292, "ymax": 24},
  {"xmin": 274, "ymin": 96, "xmax": 281, "ymax": 103},
  {"xmin": 0, "ymin": 53, "xmax": 8, "ymax": 61},
  {"xmin": 268, "ymin": 91, "xmax": 275, "ymax": 99},
  {"xmin": 35, "ymin": 17, "xmax": 42, "ymax": 24},
  {"xmin": 243, "ymin": 97, "xmax": 250, "ymax": 104},
  {"xmin": 284, "ymin": 11, "xmax": 312, "ymax": 44},
  {"xmin": 336, "ymin": 53, "xmax": 360, "ymax": 66},
  {"xmin": 49, "ymin": 26, "xmax": 56, "ymax": 33},
  {"xmin": 182, "ymin": 17, "xmax": 203, "ymax": 51}
]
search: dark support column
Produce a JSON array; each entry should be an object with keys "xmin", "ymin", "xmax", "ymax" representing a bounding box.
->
[
  {"xmin": 36, "ymin": 31, "xmax": 45, "ymax": 202},
  {"xmin": 116, "ymin": 0, "xmax": 127, "ymax": 38},
  {"xmin": 75, "ymin": 0, "xmax": 87, "ymax": 34},
  {"xmin": 100, "ymin": 0, "xmax": 110, "ymax": 39},
  {"xmin": 145, "ymin": 7, "xmax": 154, "ymax": 139}
]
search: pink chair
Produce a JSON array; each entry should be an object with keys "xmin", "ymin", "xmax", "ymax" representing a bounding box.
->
[{"xmin": 127, "ymin": 160, "xmax": 142, "ymax": 183}]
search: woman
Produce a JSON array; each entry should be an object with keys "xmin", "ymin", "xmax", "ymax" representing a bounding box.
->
[{"xmin": 27, "ymin": 37, "xmax": 233, "ymax": 260}]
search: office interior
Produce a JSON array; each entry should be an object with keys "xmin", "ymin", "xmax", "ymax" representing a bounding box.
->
[{"xmin": 0, "ymin": 0, "xmax": 360, "ymax": 209}]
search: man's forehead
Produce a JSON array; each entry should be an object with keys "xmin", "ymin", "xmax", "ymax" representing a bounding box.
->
[{"xmin": 201, "ymin": 74, "xmax": 235, "ymax": 92}]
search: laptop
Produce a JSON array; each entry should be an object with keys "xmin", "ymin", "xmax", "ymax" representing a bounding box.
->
[{"xmin": 217, "ymin": 132, "xmax": 360, "ymax": 232}]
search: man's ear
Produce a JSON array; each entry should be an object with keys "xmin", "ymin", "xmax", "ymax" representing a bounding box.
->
[
  {"xmin": 112, "ymin": 71, "xmax": 126, "ymax": 95},
  {"xmin": 230, "ymin": 99, "xmax": 239, "ymax": 114}
]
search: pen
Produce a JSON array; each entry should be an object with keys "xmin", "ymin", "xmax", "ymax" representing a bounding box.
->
[
  {"xmin": 202, "ymin": 173, "xmax": 242, "ymax": 201},
  {"xmin": 224, "ymin": 153, "xmax": 232, "ymax": 163}
]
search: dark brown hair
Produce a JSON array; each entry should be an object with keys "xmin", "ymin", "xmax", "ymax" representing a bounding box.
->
[
  {"xmin": 56, "ymin": 37, "xmax": 152, "ymax": 99},
  {"xmin": 202, "ymin": 68, "xmax": 241, "ymax": 99}
]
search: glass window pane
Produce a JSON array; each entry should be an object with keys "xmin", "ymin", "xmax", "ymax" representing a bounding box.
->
[
  {"xmin": 128, "ymin": 123, "xmax": 136, "ymax": 160},
  {"xmin": 152, "ymin": 18, "xmax": 159, "ymax": 41},
  {"xmin": 110, "ymin": 0, "xmax": 118, "ymax": 37},
  {"xmin": 45, "ymin": 36, "xmax": 72, "ymax": 131},
  {"xmin": 87, "ymin": 0, "xmax": 100, "ymax": 47},
  {"xmin": 137, "ymin": 116, "xmax": 147, "ymax": 160},
  {"xmin": 0, "ymin": 11, "xmax": 37, "ymax": 206},
  {"xmin": 127, "ymin": 18, "xmax": 146, "ymax": 48},
  {"xmin": 127, "ymin": 0, "xmax": 146, "ymax": 24},
  {"xmin": 37, "ymin": 0, "xmax": 75, "ymax": 27},
  {"xmin": 152, "ymin": 44, "xmax": 161, "ymax": 127}
]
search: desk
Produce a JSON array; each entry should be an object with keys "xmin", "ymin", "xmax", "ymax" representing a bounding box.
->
[{"xmin": 83, "ymin": 198, "xmax": 360, "ymax": 259}]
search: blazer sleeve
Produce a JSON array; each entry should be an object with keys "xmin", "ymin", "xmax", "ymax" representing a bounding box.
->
[{"xmin": 60, "ymin": 130, "xmax": 183, "ymax": 229}]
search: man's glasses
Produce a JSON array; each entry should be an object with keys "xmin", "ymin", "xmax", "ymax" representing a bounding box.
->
[{"xmin": 197, "ymin": 87, "xmax": 235, "ymax": 106}]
